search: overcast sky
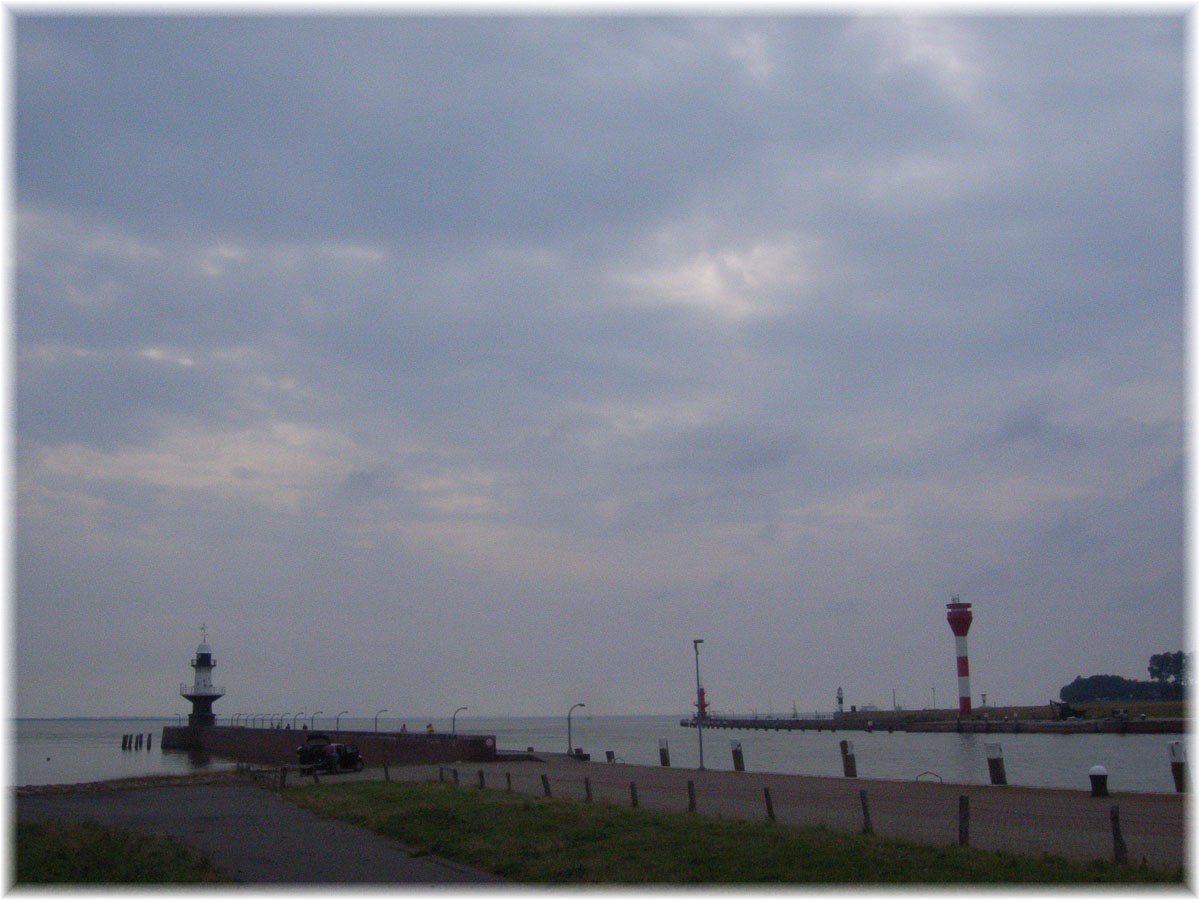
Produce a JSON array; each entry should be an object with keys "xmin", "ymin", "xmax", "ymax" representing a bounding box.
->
[{"xmin": 14, "ymin": 13, "xmax": 1185, "ymax": 721}]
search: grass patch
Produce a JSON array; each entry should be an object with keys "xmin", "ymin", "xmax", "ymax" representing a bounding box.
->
[
  {"xmin": 284, "ymin": 779, "xmax": 1182, "ymax": 884},
  {"xmin": 15, "ymin": 820, "xmax": 231, "ymax": 884}
]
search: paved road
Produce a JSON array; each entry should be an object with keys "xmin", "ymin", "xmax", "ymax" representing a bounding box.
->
[{"xmin": 16, "ymin": 777, "xmax": 504, "ymax": 884}]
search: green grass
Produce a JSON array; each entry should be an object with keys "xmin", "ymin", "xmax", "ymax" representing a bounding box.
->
[
  {"xmin": 15, "ymin": 820, "xmax": 231, "ymax": 884},
  {"xmin": 284, "ymin": 779, "xmax": 1183, "ymax": 884}
]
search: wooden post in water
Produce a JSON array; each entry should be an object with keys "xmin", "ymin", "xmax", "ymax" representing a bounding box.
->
[
  {"xmin": 840, "ymin": 740, "xmax": 857, "ymax": 778},
  {"xmin": 146, "ymin": 733, "xmax": 152, "ymax": 751},
  {"xmin": 731, "ymin": 741, "xmax": 745, "ymax": 772},
  {"xmin": 985, "ymin": 743, "xmax": 1007, "ymax": 785},
  {"xmin": 1169, "ymin": 741, "xmax": 1187, "ymax": 793},
  {"xmin": 957, "ymin": 795, "xmax": 969, "ymax": 847},
  {"xmin": 659, "ymin": 739, "xmax": 671, "ymax": 767}
]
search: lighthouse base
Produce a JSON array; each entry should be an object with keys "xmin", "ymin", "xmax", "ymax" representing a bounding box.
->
[{"xmin": 188, "ymin": 712, "xmax": 216, "ymax": 727}]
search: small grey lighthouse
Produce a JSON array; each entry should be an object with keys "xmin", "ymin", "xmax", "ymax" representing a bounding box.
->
[{"xmin": 180, "ymin": 626, "xmax": 225, "ymax": 726}]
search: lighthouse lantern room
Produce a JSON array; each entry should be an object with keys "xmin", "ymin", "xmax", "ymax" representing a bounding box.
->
[{"xmin": 180, "ymin": 625, "xmax": 225, "ymax": 727}]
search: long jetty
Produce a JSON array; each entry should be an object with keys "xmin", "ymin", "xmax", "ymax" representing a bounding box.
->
[{"xmin": 681, "ymin": 715, "xmax": 1184, "ymax": 735}]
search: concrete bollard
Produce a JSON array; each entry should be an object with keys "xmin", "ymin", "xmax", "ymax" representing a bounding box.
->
[
  {"xmin": 1169, "ymin": 741, "xmax": 1187, "ymax": 792},
  {"xmin": 1089, "ymin": 765, "xmax": 1109, "ymax": 797},
  {"xmin": 731, "ymin": 741, "xmax": 745, "ymax": 772},
  {"xmin": 840, "ymin": 740, "xmax": 857, "ymax": 778},
  {"xmin": 985, "ymin": 742, "xmax": 1007, "ymax": 785},
  {"xmin": 659, "ymin": 739, "xmax": 671, "ymax": 767}
]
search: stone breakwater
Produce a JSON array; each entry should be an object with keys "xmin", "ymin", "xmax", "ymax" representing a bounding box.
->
[{"xmin": 161, "ymin": 725, "xmax": 499, "ymax": 768}]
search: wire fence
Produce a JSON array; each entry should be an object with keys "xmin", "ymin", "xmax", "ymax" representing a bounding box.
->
[{"xmin": 422, "ymin": 761, "xmax": 1184, "ymax": 871}]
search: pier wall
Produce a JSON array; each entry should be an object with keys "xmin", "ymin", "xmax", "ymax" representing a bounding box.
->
[{"xmin": 161, "ymin": 726, "xmax": 498, "ymax": 766}]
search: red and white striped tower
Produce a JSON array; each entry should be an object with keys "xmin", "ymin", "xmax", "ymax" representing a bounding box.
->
[{"xmin": 945, "ymin": 597, "xmax": 974, "ymax": 716}]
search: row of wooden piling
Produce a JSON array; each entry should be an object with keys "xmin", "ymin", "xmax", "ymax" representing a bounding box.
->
[
  {"xmin": 658, "ymin": 736, "xmax": 1189, "ymax": 793},
  {"xmin": 120, "ymin": 733, "xmax": 153, "ymax": 751}
]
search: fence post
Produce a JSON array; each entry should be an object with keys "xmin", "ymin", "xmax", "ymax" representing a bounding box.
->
[
  {"xmin": 452, "ymin": 768, "xmax": 460, "ymax": 786},
  {"xmin": 1110, "ymin": 805, "xmax": 1128, "ymax": 864},
  {"xmin": 659, "ymin": 739, "xmax": 671, "ymax": 767},
  {"xmin": 958, "ymin": 795, "xmax": 969, "ymax": 847},
  {"xmin": 687, "ymin": 780, "xmax": 697, "ymax": 813},
  {"xmin": 438, "ymin": 767, "xmax": 445, "ymax": 782},
  {"xmin": 731, "ymin": 741, "xmax": 745, "ymax": 772},
  {"xmin": 541, "ymin": 774, "xmax": 552, "ymax": 798},
  {"xmin": 383, "ymin": 757, "xmax": 390, "ymax": 782},
  {"xmin": 763, "ymin": 787, "xmax": 775, "ymax": 821},
  {"xmin": 279, "ymin": 767, "xmax": 288, "ymax": 789},
  {"xmin": 859, "ymin": 789, "xmax": 873, "ymax": 834},
  {"xmin": 630, "ymin": 781, "xmax": 639, "ymax": 808},
  {"xmin": 478, "ymin": 770, "xmax": 486, "ymax": 789},
  {"xmin": 506, "ymin": 772, "xmax": 513, "ymax": 792},
  {"xmin": 584, "ymin": 777, "xmax": 593, "ymax": 802}
]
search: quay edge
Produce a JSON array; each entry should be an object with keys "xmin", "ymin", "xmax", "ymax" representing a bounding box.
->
[
  {"xmin": 161, "ymin": 725, "xmax": 499, "ymax": 767},
  {"xmin": 680, "ymin": 716, "xmax": 1185, "ymax": 735}
]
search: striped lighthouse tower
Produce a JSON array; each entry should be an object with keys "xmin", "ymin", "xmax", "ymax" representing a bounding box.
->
[{"xmin": 945, "ymin": 597, "xmax": 973, "ymax": 716}]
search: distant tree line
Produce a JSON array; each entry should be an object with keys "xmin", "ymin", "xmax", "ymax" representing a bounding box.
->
[{"xmin": 1058, "ymin": 651, "xmax": 1189, "ymax": 704}]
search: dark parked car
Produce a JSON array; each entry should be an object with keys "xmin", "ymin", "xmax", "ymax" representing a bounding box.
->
[{"xmin": 296, "ymin": 733, "xmax": 364, "ymax": 774}]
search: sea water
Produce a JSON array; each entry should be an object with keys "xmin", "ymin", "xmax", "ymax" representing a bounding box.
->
[{"xmin": 11, "ymin": 715, "xmax": 1188, "ymax": 793}]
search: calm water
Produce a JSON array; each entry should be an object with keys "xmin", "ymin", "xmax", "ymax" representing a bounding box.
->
[{"xmin": 12, "ymin": 715, "xmax": 1189, "ymax": 793}]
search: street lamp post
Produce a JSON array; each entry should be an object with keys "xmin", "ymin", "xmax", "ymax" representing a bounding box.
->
[
  {"xmin": 375, "ymin": 709, "xmax": 388, "ymax": 732},
  {"xmin": 452, "ymin": 707, "xmax": 468, "ymax": 735},
  {"xmin": 293, "ymin": 711, "xmax": 305, "ymax": 729},
  {"xmin": 310, "ymin": 711, "xmax": 323, "ymax": 730},
  {"xmin": 693, "ymin": 639, "xmax": 705, "ymax": 771},
  {"xmin": 567, "ymin": 702, "xmax": 585, "ymax": 755},
  {"xmin": 336, "ymin": 710, "xmax": 349, "ymax": 732}
]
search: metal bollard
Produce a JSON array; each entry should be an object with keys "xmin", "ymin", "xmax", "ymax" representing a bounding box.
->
[
  {"xmin": 985, "ymin": 742, "xmax": 1007, "ymax": 785},
  {"xmin": 840, "ymin": 740, "xmax": 857, "ymax": 778},
  {"xmin": 659, "ymin": 739, "xmax": 671, "ymax": 767},
  {"xmin": 731, "ymin": 741, "xmax": 745, "ymax": 772},
  {"xmin": 1169, "ymin": 741, "xmax": 1187, "ymax": 793},
  {"xmin": 1089, "ymin": 765, "xmax": 1109, "ymax": 797}
]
